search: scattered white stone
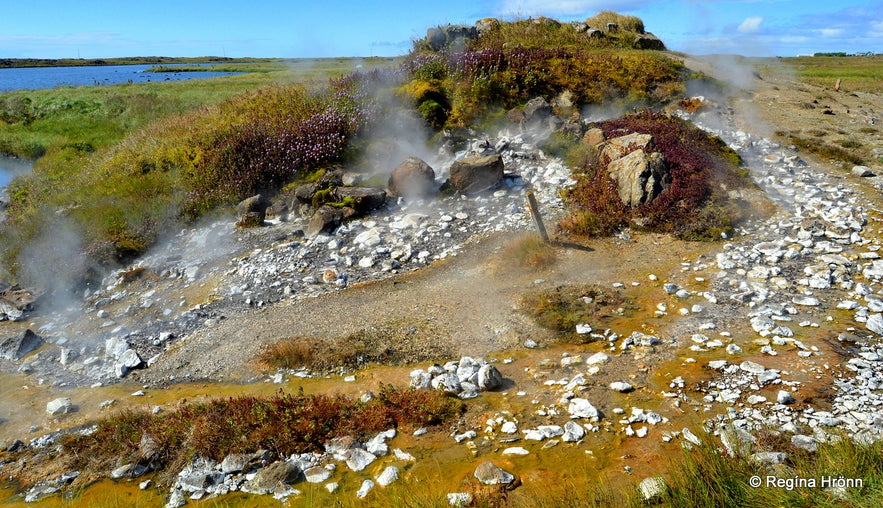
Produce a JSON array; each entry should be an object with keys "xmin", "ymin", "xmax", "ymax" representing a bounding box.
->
[
  {"xmin": 356, "ymin": 479, "xmax": 375, "ymax": 498},
  {"xmin": 609, "ymin": 381, "xmax": 634, "ymax": 393},
  {"xmin": 777, "ymin": 390, "xmax": 796, "ymax": 405},
  {"xmin": 568, "ymin": 398, "xmax": 600, "ymax": 419},
  {"xmin": 448, "ymin": 493, "xmax": 474, "ymax": 507},
  {"xmin": 46, "ymin": 397, "xmax": 73, "ymax": 415},
  {"xmin": 376, "ymin": 466, "xmax": 399, "ymax": 487}
]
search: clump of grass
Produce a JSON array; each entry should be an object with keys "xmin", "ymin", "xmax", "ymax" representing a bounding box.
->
[
  {"xmin": 500, "ymin": 233, "xmax": 557, "ymax": 270},
  {"xmin": 836, "ymin": 138, "xmax": 863, "ymax": 149},
  {"xmin": 558, "ymin": 109, "xmax": 752, "ymax": 241},
  {"xmin": 585, "ymin": 11, "xmax": 646, "ymax": 33},
  {"xmin": 520, "ymin": 284, "xmax": 629, "ymax": 342},
  {"xmin": 654, "ymin": 431, "xmax": 883, "ymax": 507},
  {"xmin": 59, "ymin": 385, "xmax": 463, "ymax": 481},
  {"xmin": 257, "ymin": 321, "xmax": 452, "ymax": 374}
]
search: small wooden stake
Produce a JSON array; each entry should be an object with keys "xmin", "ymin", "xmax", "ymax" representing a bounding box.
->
[
  {"xmin": 834, "ymin": 78, "xmax": 842, "ymax": 92},
  {"xmin": 525, "ymin": 191, "xmax": 550, "ymax": 243}
]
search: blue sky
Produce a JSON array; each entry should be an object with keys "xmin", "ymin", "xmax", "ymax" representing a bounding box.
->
[{"xmin": 1, "ymin": 0, "xmax": 881, "ymax": 59}]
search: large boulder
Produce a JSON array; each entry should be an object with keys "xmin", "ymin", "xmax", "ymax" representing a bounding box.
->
[
  {"xmin": 633, "ymin": 33, "xmax": 666, "ymax": 50},
  {"xmin": 333, "ymin": 187, "xmax": 387, "ymax": 214},
  {"xmin": 388, "ymin": 157, "xmax": 437, "ymax": 199},
  {"xmin": 473, "ymin": 461, "xmax": 517, "ymax": 487},
  {"xmin": 115, "ymin": 348, "xmax": 144, "ymax": 378},
  {"xmin": 523, "ymin": 97, "xmax": 554, "ymax": 130},
  {"xmin": 425, "ymin": 25, "xmax": 478, "ymax": 51},
  {"xmin": 600, "ymin": 133, "xmax": 655, "ymax": 167},
  {"xmin": 0, "ymin": 329, "xmax": 42, "ymax": 360},
  {"xmin": 235, "ymin": 194, "xmax": 270, "ymax": 227},
  {"xmin": 448, "ymin": 154, "xmax": 504, "ymax": 194},
  {"xmin": 606, "ymin": 149, "xmax": 670, "ymax": 207},
  {"xmin": 582, "ymin": 127, "xmax": 606, "ymax": 147},
  {"xmin": 306, "ymin": 206, "xmax": 346, "ymax": 238},
  {"xmin": 241, "ymin": 461, "xmax": 303, "ymax": 495}
]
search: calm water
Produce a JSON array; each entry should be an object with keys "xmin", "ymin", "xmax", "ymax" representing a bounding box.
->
[
  {"xmin": 0, "ymin": 154, "xmax": 31, "ymax": 189},
  {"xmin": 0, "ymin": 64, "xmax": 244, "ymax": 92}
]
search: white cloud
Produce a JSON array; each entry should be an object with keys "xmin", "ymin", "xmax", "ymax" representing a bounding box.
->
[
  {"xmin": 496, "ymin": 0, "xmax": 642, "ymax": 17},
  {"xmin": 871, "ymin": 20, "xmax": 883, "ymax": 36},
  {"xmin": 819, "ymin": 28, "xmax": 845, "ymax": 37},
  {"xmin": 738, "ymin": 17, "xmax": 763, "ymax": 34}
]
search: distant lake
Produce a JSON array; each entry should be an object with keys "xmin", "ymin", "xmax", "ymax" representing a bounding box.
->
[{"xmin": 0, "ymin": 64, "xmax": 245, "ymax": 92}]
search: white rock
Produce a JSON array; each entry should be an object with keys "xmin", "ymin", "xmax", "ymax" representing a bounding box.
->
[
  {"xmin": 376, "ymin": 466, "xmax": 399, "ymax": 487},
  {"xmin": 586, "ymin": 352, "xmax": 609, "ymax": 365},
  {"xmin": 609, "ymin": 381, "xmax": 634, "ymax": 393},
  {"xmin": 639, "ymin": 477, "xmax": 666, "ymax": 501},
  {"xmin": 777, "ymin": 390, "xmax": 796, "ymax": 405},
  {"xmin": 356, "ymin": 479, "xmax": 375, "ymax": 498},
  {"xmin": 568, "ymin": 398, "xmax": 599, "ymax": 419},
  {"xmin": 46, "ymin": 397, "xmax": 73, "ymax": 415},
  {"xmin": 447, "ymin": 493, "xmax": 474, "ymax": 507},
  {"xmin": 575, "ymin": 323, "xmax": 593, "ymax": 334},
  {"xmin": 562, "ymin": 420, "xmax": 586, "ymax": 442}
]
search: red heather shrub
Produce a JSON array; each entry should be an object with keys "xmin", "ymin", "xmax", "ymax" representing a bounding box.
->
[
  {"xmin": 560, "ymin": 110, "xmax": 744, "ymax": 240},
  {"xmin": 61, "ymin": 387, "xmax": 463, "ymax": 470}
]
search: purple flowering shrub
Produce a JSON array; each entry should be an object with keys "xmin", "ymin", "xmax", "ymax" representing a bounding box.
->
[{"xmin": 182, "ymin": 80, "xmax": 378, "ymax": 217}]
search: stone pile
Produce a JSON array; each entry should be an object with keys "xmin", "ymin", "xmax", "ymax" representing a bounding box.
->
[
  {"xmin": 159, "ymin": 430, "xmax": 408, "ymax": 506},
  {"xmin": 409, "ymin": 356, "xmax": 505, "ymax": 398}
]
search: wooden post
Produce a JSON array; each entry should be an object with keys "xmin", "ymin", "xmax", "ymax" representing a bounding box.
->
[
  {"xmin": 834, "ymin": 78, "xmax": 842, "ymax": 92},
  {"xmin": 525, "ymin": 191, "xmax": 550, "ymax": 243}
]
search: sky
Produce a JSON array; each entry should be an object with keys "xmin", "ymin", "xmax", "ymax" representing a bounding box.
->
[{"xmin": 1, "ymin": 0, "xmax": 881, "ymax": 59}]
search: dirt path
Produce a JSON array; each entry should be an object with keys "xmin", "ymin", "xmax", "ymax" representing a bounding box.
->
[{"xmin": 141, "ymin": 229, "xmax": 717, "ymax": 385}]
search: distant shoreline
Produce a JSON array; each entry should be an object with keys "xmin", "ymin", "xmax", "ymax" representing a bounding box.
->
[{"xmin": 0, "ymin": 56, "xmax": 273, "ymax": 69}]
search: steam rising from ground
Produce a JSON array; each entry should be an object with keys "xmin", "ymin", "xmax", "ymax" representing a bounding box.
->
[
  {"xmin": 18, "ymin": 218, "xmax": 89, "ymax": 316},
  {"xmin": 682, "ymin": 54, "xmax": 784, "ymax": 138}
]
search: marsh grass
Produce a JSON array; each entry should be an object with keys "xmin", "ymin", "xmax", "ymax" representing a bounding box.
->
[
  {"xmin": 654, "ymin": 433, "xmax": 883, "ymax": 508},
  {"xmin": 780, "ymin": 131, "xmax": 866, "ymax": 167}
]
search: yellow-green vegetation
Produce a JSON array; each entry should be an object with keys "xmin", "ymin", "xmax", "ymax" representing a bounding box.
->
[
  {"xmin": 758, "ymin": 55, "xmax": 883, "ymax": 93},
  {"xmin": 402, "ymin": 13, "xmax": 686, "ymax": 128},
  {"xmin": 499, "ymin": 233, "xmax": 557, "ymax": 270},
  {"xmin": 638, "ymin": 431, "xmax": 883, "ymax": 508}
]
